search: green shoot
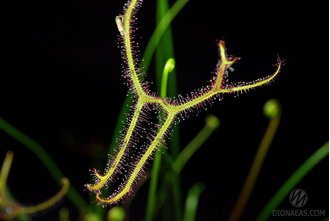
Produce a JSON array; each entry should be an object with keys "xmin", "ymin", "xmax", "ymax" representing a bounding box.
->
[{"xmin": 257, "ymin": 141, "xmax": 329, "ymax": 221}]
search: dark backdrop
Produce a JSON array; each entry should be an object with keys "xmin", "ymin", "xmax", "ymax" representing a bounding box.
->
[{"xmin": 2, "ymin": 0, "xmax": 328, "ymax": 220}]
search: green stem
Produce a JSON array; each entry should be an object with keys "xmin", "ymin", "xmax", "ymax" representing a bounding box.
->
[
  {"xmin": 145, "ymin": 151, "xmax": 162, "ymax": 221},
  {"xmin": 172, "ymin": 125, "xmax": 213, "ymax": 173},
  {"xmin": 154, "ymin": 0, "xmax": 180, "ymax": 158},
  {"xmin": 228, "ymin": 100, "xmax": 281, "ymax": 221},
  {"xmin": 172, "ymin": 115, "xmax": 220, "ymax": 174},
  {"xmin": 0, "ymin": 118, "xmax": 87, "ymax": 214},
  {"xmin": 161, "ymin": 58, "xmax": 175, "ymax": 99},
  {"xmin": 141, "ymin": 0, "xmax": 190, "ymax": 73},
  {"xmin": 182, "ymin": 182, "xmax": 204, "ymax": 221},
  {"xmin": 257, "ymin": 141, "xmax": 329, "ymax": 221},
  {"xmin": 145, "ymin": 58, "xmax": 175, "ymax": 221}
]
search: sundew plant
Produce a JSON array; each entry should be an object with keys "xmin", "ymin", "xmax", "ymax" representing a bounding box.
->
[
  {"xmin": 86, "ymin": 0, "xmax": 281, "ymax": 205},
  {"xmin": 1, "ymin": 0, "xmax": 328, "ymax": 220}
]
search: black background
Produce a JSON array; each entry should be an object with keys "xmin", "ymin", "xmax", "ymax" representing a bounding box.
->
[{"xmin": 2, "ymin": 0, "xmax": 328, "ymax": 220}]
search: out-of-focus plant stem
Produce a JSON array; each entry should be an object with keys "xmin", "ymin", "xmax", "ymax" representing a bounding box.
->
[
  {"xmin": 172, "ymin": 115, "xmax": 220, "ymax": 174},
  {"xmin": 141, "ymin": 0, "xmax": 190, "ymax": 73},
  {"xmin": 228, "ymin": 99, "xmax": 281, "ymax": 221},
  {"xmin": 0, "ymin": 151, "xmax": 13, "ymax": 196},
  {"xmin": 0, "ymin": 151, "xmax": 70, "ymax": 220},
  {"xmin": 1, "ymin": 178, "xmax": 69, "ymax": 220},
  {"xmin": 0, "ymin": 118, "xmax": 87, "ymax": 215},
  {"xmin": 182, "ymin": 182, "xmax": 204, "ymax": 221},
  {"xmin": 257, "ymin": 141, "xmax": 329, "ymax": 221}
]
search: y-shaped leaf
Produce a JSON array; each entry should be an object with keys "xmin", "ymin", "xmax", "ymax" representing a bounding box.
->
[{"xmin": 86, "ymin": 0, "xmax": 281, "ymax": 205}]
